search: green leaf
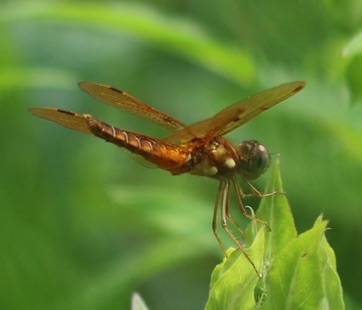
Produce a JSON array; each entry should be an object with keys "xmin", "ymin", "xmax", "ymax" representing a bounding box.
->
[
  {"xmin": 261, "ymin": 216, "xmax": 344, "ymax": 310},
  {"xmin": 253, "ymin": 155, "xmax": 298, "ymax": 259},
  {"xmin": 205, "ymin": 230, "xmax": 265, "ymax": 310},
  {"xmin": 206, "ymin": 158, "xmax": 345, "ymax": 310},
  {"xmin": 262, "ymin": 220, "xmax": 327, "ymax": 309}
]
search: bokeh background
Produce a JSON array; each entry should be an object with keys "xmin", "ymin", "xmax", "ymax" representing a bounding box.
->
[{"xmin": 1, "ymin": 1, "xmax": 362, "ymax": 309}]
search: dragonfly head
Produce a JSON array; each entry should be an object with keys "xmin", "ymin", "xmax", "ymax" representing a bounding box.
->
[{"xmin": 236, "ymin": 140, "xmax": 270, "ymax": 180}]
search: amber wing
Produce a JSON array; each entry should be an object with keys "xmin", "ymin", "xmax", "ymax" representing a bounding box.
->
[
  {"xmin": 165, "ymin": 81, "xmax": 305, "ymax": 144},
  {"xmin": 78, "ymin": 82, "xmax": 186, "ymax": 132}
]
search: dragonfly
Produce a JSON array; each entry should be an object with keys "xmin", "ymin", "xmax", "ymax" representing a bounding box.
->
[{"xmin": 30, "ymin": 80, "xmax": 305, "ymax": 275}]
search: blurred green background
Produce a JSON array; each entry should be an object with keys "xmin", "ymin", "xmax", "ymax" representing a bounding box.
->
[{"xmin": 1, "ymin": 0, "xmax": 362, "ymax": 309}]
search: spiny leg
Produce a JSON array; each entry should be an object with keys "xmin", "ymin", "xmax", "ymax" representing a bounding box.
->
[
  {"xmin": 224, "ymin": 183, "xmax": 247, "ymax": 238},
  {"xmin": 220, "ymin": 180, "xmax": 260, "ymax": 275},
  {"xmin": 212, "ymin": 181, "xmax": 245, "ymax": 256},
  {"xmin": 212, "ymin": 181, "xmax": 228, "ymax": 257},
  {"xmin": 245, "ymin": 180, "xmax": 278, "ymax": 198},
  {"xmin": 232, "ymin": 177, "xmax": 271, "ymax": 231}
]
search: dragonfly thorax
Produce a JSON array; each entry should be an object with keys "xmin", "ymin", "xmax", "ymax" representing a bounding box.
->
[
  {"xmin": 188, "ymin": 137, "xmax": 240, "ymax": 178},
  {"xmin": 235, "ymin": 140, "xmax": 270, "ymax": 180}
]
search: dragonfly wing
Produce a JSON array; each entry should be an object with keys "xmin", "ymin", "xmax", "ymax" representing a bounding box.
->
[
  {"xmin": 78, "ymin": 82, "xmax": 186, "ymax": 132},
  {"xmin": 29, "ymin": 108, "xmax": 92, "ymax": 134},
  {"xmin": 165, "ymin": 81, "xmax": 305, "ymax": 144},
  {"xmin": 215, "ymin": 81, "xmax": 305, "ymax": 136}
]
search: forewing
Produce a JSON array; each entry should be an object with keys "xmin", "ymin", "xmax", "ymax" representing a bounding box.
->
[
  {"xmin": 78, "ymin": 82, "xmax": 185, "ymax": 132},
  {"xmin": 29, "ymin": 108, "xmax": 92, "ymax": 134},
  {"xmin": 165, "ymin": 81, "xmax": 305, "ymax": 144}
]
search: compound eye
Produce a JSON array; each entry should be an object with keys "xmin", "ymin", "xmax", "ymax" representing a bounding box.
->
[
  {"xmin": 250, "ymin": 145, "xmax": 270, "ymax": 177},
  {"xmin": 237, "ymin": 141, "xmax": 270, "ymax": 180}
]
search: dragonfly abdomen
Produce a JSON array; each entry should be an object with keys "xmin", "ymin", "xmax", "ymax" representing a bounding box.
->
[{"xmin": 86, "ymin": 116, "xmax": 190, "ymax": 173}]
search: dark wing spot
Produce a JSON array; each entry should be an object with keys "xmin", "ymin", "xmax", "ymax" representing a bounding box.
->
[
  {"xmin": 57, "ymin": 109, "xmax": 76, "ymax": 116},
  {"xmin": 293, "ymin": 84, "xmax": 305, "ymax": 93},
  {"xmin": 109, "ymin": 86, "xmax": 125, "ymax": 94}
]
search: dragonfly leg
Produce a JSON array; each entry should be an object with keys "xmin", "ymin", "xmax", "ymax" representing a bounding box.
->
[
  {"xmin": 219, "ymin": 180, "xmax": 260, "ymax": 276},
  {"xmin": 232, "ymin": 178, "xmax": 271, "ymax": 231},
  {"xmin": 212, "ymin": 181, "xmax": 228, "ymax": 257}
]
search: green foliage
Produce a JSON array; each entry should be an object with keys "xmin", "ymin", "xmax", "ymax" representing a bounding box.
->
[
  {"xmin": 206, "ymin": 159, "xmax": 344, "ymax": 310},
  {"xmin": 344, "ymin": 32, "xmax": 362, "ymax": 102},
  {"xmin": 343, "ymin": 32, "xmax": 362, "ymax": 57},
  {"xmin": 1, "ymin": 0, "xmax": 361, "ymax": 309},
  {"xmin": 0, "ymin": 2, "xmax": 254, "ymax": 86}
]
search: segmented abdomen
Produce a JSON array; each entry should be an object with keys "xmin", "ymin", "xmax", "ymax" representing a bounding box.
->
[{"xmin": 86, "ymin": 116, "xmax": 190, "ymax": 173}]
